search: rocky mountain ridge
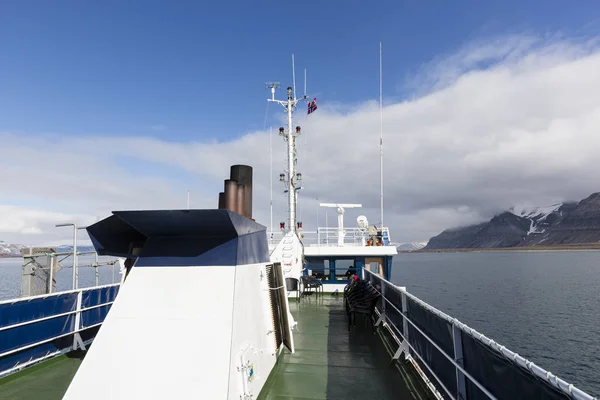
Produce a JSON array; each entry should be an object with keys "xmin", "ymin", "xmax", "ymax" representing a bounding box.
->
[
  {"xmin": 397, "ymin": 242, "xmax": 428, "ymax": 251},
  {"xmin": 426, "ymin": 192, "xmax": 600, "ymax": 249},
  {"xmin": 0, "ymin": 241, "xmax": 26, "ymax": 257},
  {"xmin": 0, "ymin": 242, "xmax": 95, "ymax": 257}
]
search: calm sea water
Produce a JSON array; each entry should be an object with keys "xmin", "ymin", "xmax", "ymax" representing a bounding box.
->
[
  {"xmin": 0, "ymin": 255, "xmax": 121, "ymax": 300},
  {"xmin": 0, "ymin": 251, "xmax": 598, "ymax": 395},
  {"xmin": 391, "ymin": 251, "xmax": 600, "ymax": 397}
]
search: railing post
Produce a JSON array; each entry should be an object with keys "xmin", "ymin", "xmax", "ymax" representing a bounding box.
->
[
  {"xmin": 47, "ymin": 254, "xmax": 54, "ymax": 294},
  {"xmin": 401, "ymin": 291, "xmax": 410, "ymax": 349},
  {"xmin": 380, "ymin": 279, "xmax": 386, "ymax": 325},
  {"xmin": 94, "ymin": 252, "xmax": 99, "ymax": 287},
  {"xmin": 453, "ymin": 323, "xmax": 467, "ymax": 399},
  {"xmin": 73, "ymin": 290, "xmax": 86, "ymax": 351}
]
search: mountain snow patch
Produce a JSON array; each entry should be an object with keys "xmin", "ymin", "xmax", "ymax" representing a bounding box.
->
[{"xmin": 510, "ymin": 203, "xmax": 562, "ymax": 235}]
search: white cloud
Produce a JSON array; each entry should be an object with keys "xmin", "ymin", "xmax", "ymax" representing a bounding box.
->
[{"xmin": 2, "ymin": 34, "xmax": 600, "ymax": 245}]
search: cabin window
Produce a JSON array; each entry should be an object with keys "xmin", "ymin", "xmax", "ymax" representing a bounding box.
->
[
  {"xmin": 333, "ymin": 259, "xmax": 356, "ymax": 281},
  {"xmin": 307, "ymin": 259, "xmax": 328, "ymax": 279},
  {"xmin": 305, "ymin": 258, "xmax": 364, "ymax": 282}
]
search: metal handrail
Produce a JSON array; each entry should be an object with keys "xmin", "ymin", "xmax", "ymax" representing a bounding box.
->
[
  {"xmin": 363, "ymin": 269, "xmax": 598, "ymax": 400},
  {"xmin": 0, "ymin": 322, "xmax": 103, "ymax": 359},
  {"xmin": 0, "ymin": 301, "xmax": 115, "ymax": 333},
  {"xmin": 0, "ymin": 284, "xmax": 120, "ymax": 376},
  {"xmin": 364, "ymin": 271, "xmax": 495, "ymax": 400},
  {"xmin": 0, "ymin": 283, "xmax": 120, "ymax": 306}
]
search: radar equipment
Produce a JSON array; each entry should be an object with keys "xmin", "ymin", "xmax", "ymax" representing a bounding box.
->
[{"xmin": 319, "ymin": 203, "xmax": 362, "ymax": 246}]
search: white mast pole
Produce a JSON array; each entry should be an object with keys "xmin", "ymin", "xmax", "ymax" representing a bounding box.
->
[
  {"xmin": 269, "ymin": 126, "xmax": 273, "ymax": 232},
  {"xmin": 266, "ymin": 54, "xmax": 306, "ymax": 235},
  {"xmin": 379, "ymin": 41, "xmax": 384, "ymax": 229},
  {"xmin": 287, "ymin": 86, "xmax": 296, "ymax": 232}
]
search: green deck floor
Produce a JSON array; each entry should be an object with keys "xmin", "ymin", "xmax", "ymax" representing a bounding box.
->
[
  {"xmin": 0, "ymin": 295, "xmax": 431, "ymax": 400},
  {"xmin": 0, "ymin": 351, "xmax": 84, "ymax": 400},
  {"xmin": 258, "ymin": 294, "xmax": 432, "ymax": 400}
]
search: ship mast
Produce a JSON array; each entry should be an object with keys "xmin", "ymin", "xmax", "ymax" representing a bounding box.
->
[{"xmin": 266, "ymin": 55, "xmax": 306, "ymax": 234}]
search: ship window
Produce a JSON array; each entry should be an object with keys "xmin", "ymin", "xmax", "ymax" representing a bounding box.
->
[
  {"xmin": 307, "ymin": 259, "xmax": 328, "ymax": 280},
  {"xmin": 333, "ymin": 259, "xmax": 356, "ymax": 281}
]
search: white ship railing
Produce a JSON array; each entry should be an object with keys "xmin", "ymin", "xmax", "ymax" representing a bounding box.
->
[
  {"xmin": 362, "ymin": 269, "xmax": 597, "ymax": 400},
  {"xmin": 268, "ymin": 227, "xmax": 393, "ymax": 247},
  {"xmin": 311, "ymin": 228, "xmax": 365, "ymax": 246},
  {"xmin": 0, "ymin": 283, "xmax": 120, "ymax": 378}
]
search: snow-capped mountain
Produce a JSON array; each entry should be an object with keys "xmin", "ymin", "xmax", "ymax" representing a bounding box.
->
[
  {"xmin": 0, "ymin": 242, "xmax": 96, "ymax": 257},
  {"xmin": 426, "ymin": 192, "xmax": 600, "ymax": 249},
  {"xmin": 57, "ymin": 244, "xmax": 96, "ymax": 252},
  {"xmin": 509, "ymin": 203, "xmax": 563, "ymax": 235},
  {"xmin": 397, "ymin": 242, "xmax": 428, "ymax": 251},
  {"xmin": 0, "ymin": 241, "xmax": 26, "ymax": 257}
]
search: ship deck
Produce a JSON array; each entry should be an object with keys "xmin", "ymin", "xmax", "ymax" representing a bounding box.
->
[
  {"xmin": 0, "ymin": 351, "xmax": 84, "ymax": 400},
  {"xmin": 0, "ymin": 295, "xmax": 431, "ymax": 400},
  {"xmin": 259, "ymin": 294, "xmax": 431, "ymax": 400}
]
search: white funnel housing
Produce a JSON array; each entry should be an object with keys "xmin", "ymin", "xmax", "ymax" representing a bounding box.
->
[{"xmin": 64, "ymin": 210, "xmax": 293, "ymax": 400}]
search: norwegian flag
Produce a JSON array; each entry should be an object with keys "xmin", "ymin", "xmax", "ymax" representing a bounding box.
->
[{"xmin": 307, "ymin": 97, "xmax": 318, "ymax": 115}]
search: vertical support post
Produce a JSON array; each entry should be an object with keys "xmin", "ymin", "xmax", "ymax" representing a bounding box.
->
[
  {"xmin": 453, "ymin": 323, "xmax": 467, "ymax": 399},
  {"xmin": 94, "ymin": 252, "xmax": 99, "ymax": 287},
  {"xmin": 72, "ymin": 225, "xmax": 78, "ymax": 290},
  {"xmin": 47, "ymin": 254, "xmax": 53, "ymax": 294},
  {"xmin": 56, "ymin": 223, "xmax": 79, "ymax": 290},
  {"xmin": 380, "ymin": 278, "xmax": 386, "ymax": 325},
  {"xmin": 325, "ymin": 210, "xmax": 328, "ymax": 245},
  {"xmin": 73, "ymin": 290, "xmax": 86, "ymax": 351},
  {"xmin": 401, "ymin": 291, "xmax": 410, "ymax": 349}
]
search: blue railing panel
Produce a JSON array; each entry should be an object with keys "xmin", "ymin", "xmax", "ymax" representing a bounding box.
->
[
  {"xmin": 81, "ymin": 305, "xmax": 111, "ymax": 328},
  {"xmin": 405, "ymin": 297, "xmax": 457, "ymax": 396},
  {"xmin": 363, "ymin": 269, "xmax": 597, "ymax": 400},
  {"xmin": 0, "ymin": 284, "xmax": 120, "ymax": 377},
  {"xmin": 461, "ymin": 331, "xmax": 570, "ymax": 400},
  {"xmin": 384, "ymin": 286, "xmax": 404, "ymax": 336},
  {"xmin": 0, "ymin": 293, "xmax": 78, "ymax": 329},
  {"xmin": 81, "ymin": 285, "xmax": 119, "ymax": 309},
  {"xmin": 0, "ymin": 342, "xmax": 71, "ymax": 375},
  {"xmin": 0, "ymin": 315, "xmax": 75, "ymax": 355}
]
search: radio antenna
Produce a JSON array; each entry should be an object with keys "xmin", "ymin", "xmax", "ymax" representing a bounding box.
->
[
  {"xmin": 292, "ymin": 53, "xmax": 297, "ymax": 101},
  {"xmin": 379, "ymin": 41, "xmax": 384, "ymax": 229},
  {"xmin": 304, "ymin": 68, "xmax": 307, "ymax": 99}
]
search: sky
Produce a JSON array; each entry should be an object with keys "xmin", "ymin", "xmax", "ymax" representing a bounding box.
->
[{"xmin": 2, "ymin": 1, "xmax": 600, "ymax": 245}]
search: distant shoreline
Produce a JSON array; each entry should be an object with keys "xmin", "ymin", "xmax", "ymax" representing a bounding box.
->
[
  {"xmin": 0, "ymin": 255, "xmax": 20, "ymax": 258},
  {"xmin": 400, "ymin": 243, "xmax": 600, "ymax": 253}
]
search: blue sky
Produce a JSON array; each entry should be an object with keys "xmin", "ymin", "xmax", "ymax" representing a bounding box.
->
[
  {"xmin": 1, "ymin": 1, "xmax": 599, "ymax": 141},
  {"xmin": 3, "ymin": 1, "xmax": 600, "ymax": 245}
]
